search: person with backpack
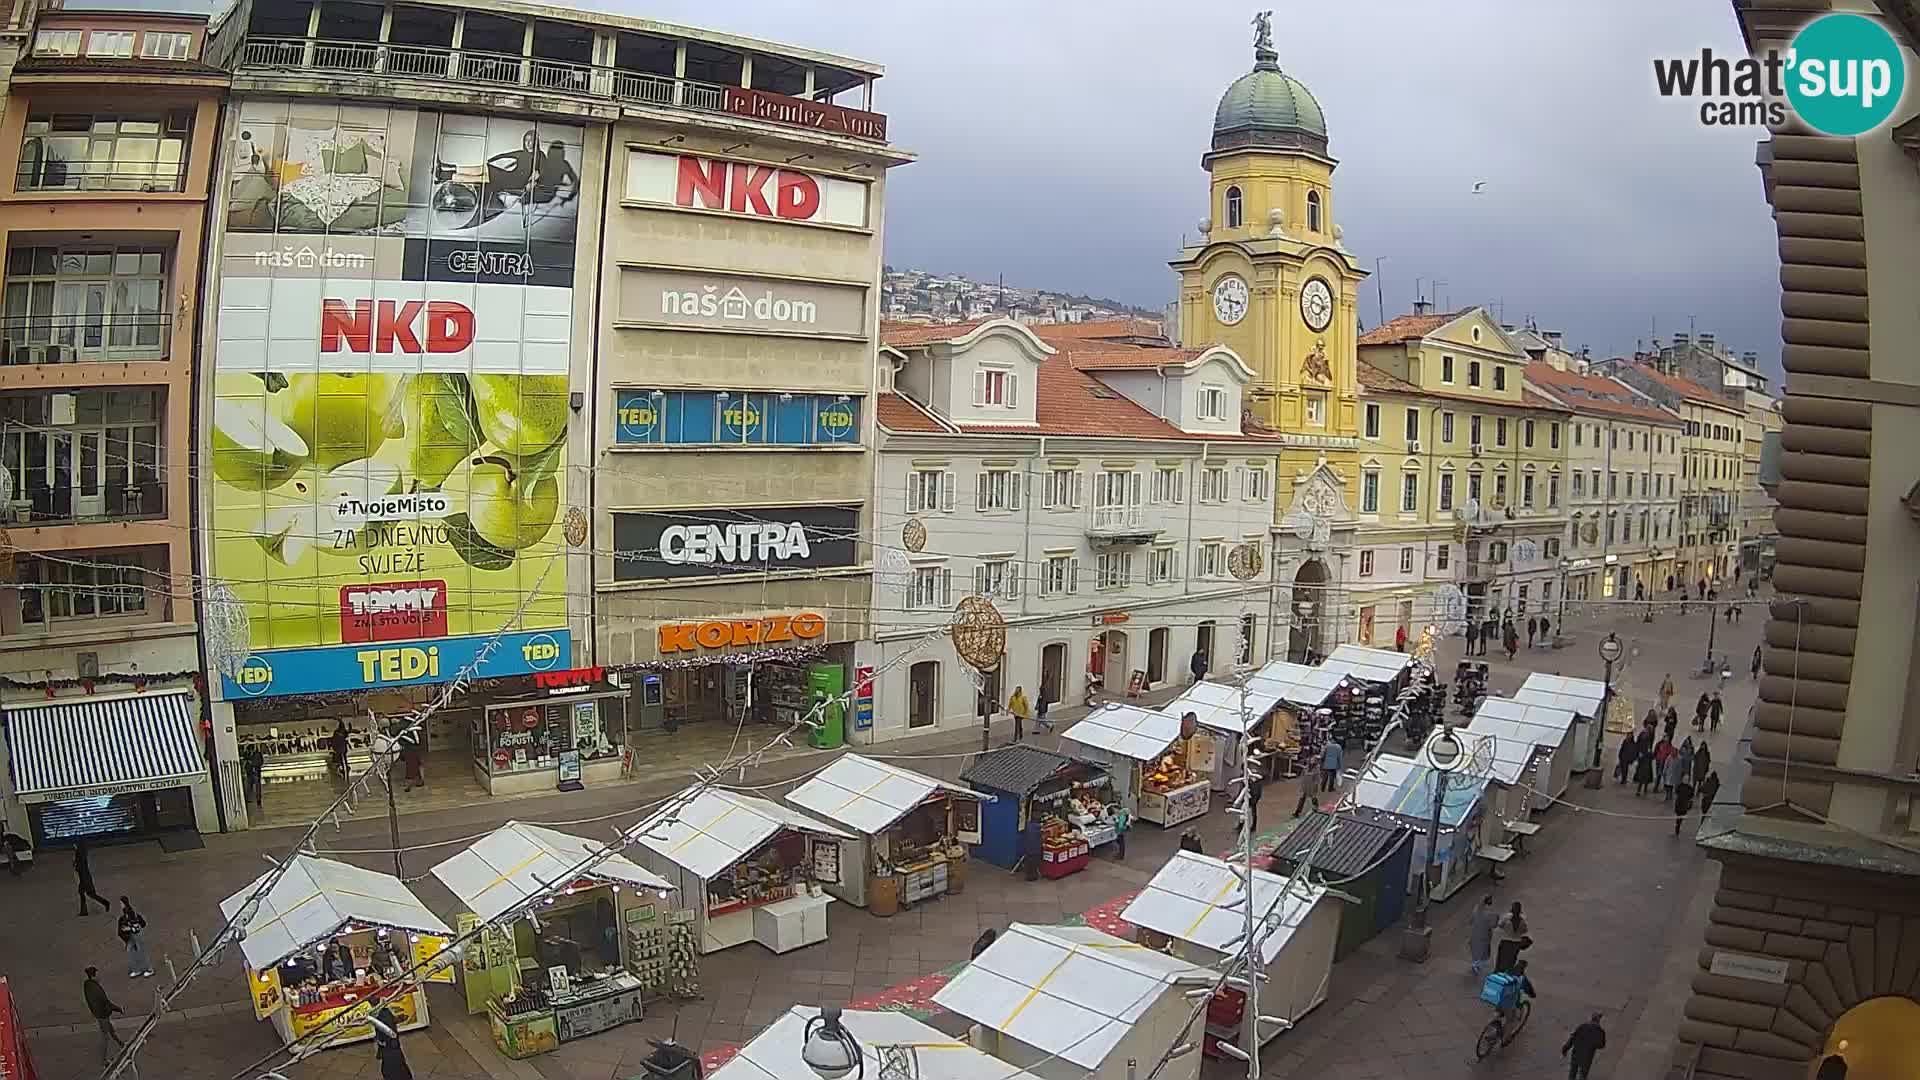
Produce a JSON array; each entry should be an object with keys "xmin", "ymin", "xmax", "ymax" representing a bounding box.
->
[{"xmin": 117, "ymin": 896, "xmax": 153, "ymax": 978}]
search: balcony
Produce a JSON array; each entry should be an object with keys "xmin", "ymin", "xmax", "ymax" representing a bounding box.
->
[
  {"xmin": 237, "ymin": 36, "xmax": 886, "ymax": 142},
  {"xmin": 2, "ymin": 480, "xmax": 166, "ymax": 525},
  {"xmin": 15, "ymin": 159, "xmax": 188, "ymax": 194},
  {"xmin": 1, "ymin": 313, "xmax": 172, "ymax": 365},
  {"xmin": 1086, "ymin": 505, "xmax": 1160, "ymax": 545}
]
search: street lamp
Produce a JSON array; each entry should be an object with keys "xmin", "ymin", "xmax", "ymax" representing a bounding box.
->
[
  {"xmin": 1400, "ymin": 724, "xmax": 1463, "ymax": 962},
  {"xmin": 1585, "ymin": 633, "xmax": 1624, "ymax": 790},
  {"xmin": 802, "ymin": 1007, "xmax": 863, "ymax": 1080}
]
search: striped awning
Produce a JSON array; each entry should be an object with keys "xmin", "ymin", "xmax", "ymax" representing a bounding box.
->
[{"xmin": 3, "ymin": 690, "xmax": 202, "ymax": 803}]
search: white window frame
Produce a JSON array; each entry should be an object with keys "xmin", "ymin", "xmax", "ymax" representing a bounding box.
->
[
  {"xmin": 974, "ymin": 559, "xmax": 1019, "ymax": 600},
  {"xmin": 1435, "ymin": 544, "xmax": 1450, "ymax": 571},
  {"xmin": 973, "ymin": 366, "xmax": 1017, "ymax": 409},
  {"xmin": 1194, "ymin": 541, "xmax": 1225, "ymax": 580},
  {"xmin": 1405, "ymin": 408, "xmax": 1420, "ymax": 443},
  {"xmin": 1438, "ymin": 471, "xmax": 1454, "ymax": 511},
  {"xmin": 1151, "ymin": 465, "xmax": 1184, "ymax": 506},
  {"xmin": 976, "ymin": 466, "xmax": 1022, "ymax": 512},
  {"xmin": 1360, "ymin": 470, "xmax": 1379, "ymax": 514},
  {"xmin": 1359, "ymin": 549, "xmax": 1375, "ymax": 577},
  {"xmin": 1200, "ymin": 466, "xmax": 1230, "ymax": 503},
  {"xmin": 1441, "ymin": 411, "xmax": 1455, "ymax": 443},
  {"xmin": 139, "ymin": 31, "xmax": 192, "ymax": 60},
  {"xmin": 1304, "ymin": 392, "xmax": 1326, "ymax": 425},
  {"xmin": 1399, "ymin": 471, "xmax": 1418, "ymax": 513},
  {"xmin": 906, "ymin": 565, "xmax": 953, "ymax": 611},
  {"xmin": 1040, "ymin": 554, "xmax": 1079, "ymax": 597},
  {"xmin": 1399, "ymin": 548, "xmax": 1415, "ymax": 574},
  {"xmin": 1198, "ymin": 384, "xmax": 1226, "ymax": 420},
  {"xmin": 906, "ymin": 468, "xmax": 954, "ymax": 513},
  {"xmin": 1042, "ymin": 467, "xmax": 1082, "ymax": 511},
  {"xmin": 1363, "ymin": 403, "xmax": 1380, "ymax": 439},
  {"xmin": 85, "ymin": 29, "xmax": 135, "ymax": 57},
  {"xmin": 1097, "ymin": 550, "xmax": 1133, "ymax": 590},
  {"xmin": 1241, "ymin": 465, "xmax": 1270, "ymax": 502},
  {"xmin": 33, "ymin": 29, "xmax": 82, "ymax": 56},
  {"xmin": 1149, "ymin": 545, "xmax": 1178, "ymax": 584}
]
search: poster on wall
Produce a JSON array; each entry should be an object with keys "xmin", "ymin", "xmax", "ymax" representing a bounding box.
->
[{"xmin": 211, "ymin": 103, "xmax": 581, "ymax": 699}]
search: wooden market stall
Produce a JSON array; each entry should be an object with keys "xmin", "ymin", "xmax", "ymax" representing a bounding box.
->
[
  {"xmin": 1164, "ymin": 679, "xmax": 1285, "ymax": 793},
  {"xmin": 1265, "ymin": 808, "xmax": 1413, "ymax": 960},
  {"xmin": 1121, "ymin": 850, "xmax": 1339, "ymax": 1060},
  {"xmin": 959, "ymin": 745, "xmax": 1114, "ymax": 876},
  {"xmin": 628, "ymin": 787, "xmax": 851, "ymax": 955},
  {"xmin": 1466, "ymin": 696, "xmax": 1582, "ymax": 813},
  {"xmin": 1350, "ymin": 752, "xmax": 1498, "ymax": 902},
  {"xmin": 782, "ymin": 754, "xmax": 989, "ymax": 914},
  {"xmin": 1060, "ymin": 704, "xmax": 1209, "ymax": 827},
  {"xmin": 1318, "ymin": 643, "xmax": 1415, "ymax": 688},
  {"xmin": 934, "ymin": 923, "xmax": 1212, "ymax": 1080},
  {"xmin": 222, "ymin": 855, "xmax": 455, "ymax": 1049},
  {"xmin": 428, "ymin": 821, "xmax": 688, "ymax": 1058},
  {"xmin": 712, "ymin": 1006, "xmax": 1048, "ymax": 1080},
  {"xmin": 1513, "ymin": 674, "xmax": 1608, "ymax": 774},
  {"xmin": 1243, "ymin": 661, "xmax": 1350, "ymax": 781}
]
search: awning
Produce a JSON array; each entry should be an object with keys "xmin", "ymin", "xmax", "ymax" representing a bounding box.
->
[
  {"xmin": 784, "ymin": 754, "xmax": 988, "ymax": 837},
  {"xmin": 221, "ymin": 854, "xmax": 451, "ymax": 972},
  {"xmin": 1320, "ymin": 644, "xmax": 1413, "ymax": 685},
  {"xmin": 1061, "ymin": 703, "xmax": 1184, "ymax": 761},
  {"xmin": 431, "ymin": 821, "xmax": 675, "ymax": 922},
  {"xmin": 3, "ymin": 690, "xmax": 202, "ymax": 803},
  {"xmin": 1122, "ymin": 851, "xmax": 1327, "ymax": 965},
  {"xmin": 1164, "ymin": 681, "xmax": 1284, "ymax": 735},
  {"xmin": 629, "ymin": 787, "xmax": 851, "ymax": 881},
  {"xmin": 713, "ymin": 1007, "xmax": 1045, "ymax": 1080}
]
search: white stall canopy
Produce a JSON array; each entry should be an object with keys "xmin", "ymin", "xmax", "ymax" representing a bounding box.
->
[
  {"xmin": 1320, "ymin": 644, "xmax": 1414, "ymax": 685},
  {"xmin": 1245, "ymin": 661, "xmax": 1348, "ymax": 711},
  {"xmin": 1469, "ymin": 697, "xmax": 1580, "ymax": 757},
  {"xmin": 1425, "ymin": 724, "xmax": 1536, "ymax": 790},
  {"xmin": 1165, "ymin": 682, "xmax": 1279, "ymax": 735},
  {"xmin": 785, "ymin": 754, "xmax": 989, "ymax": 836},
  {"xmin": 429, "ymin": 820, "xmax": 674, "ymax": 921},
  {"xmin": 1351, "ymin": 753, "xmax": 1491, "ymax": 829},
  {"xmin": 629, "ymin": 787, "xmax": 851, "ymax": 880},
  {"xmin": 714, "ymin": 1007, "xmax": 1044, "ymax": 1080},
  {"xmin": 1121, "ymin": 851, "xmax": 1328, "ymax": 965},
  {"xmin": 1513, "ymin": 674, "xmax": 1606, "ymax": 719},
  {"xmin": 933, "ymin": 923, "xmax": 1211, "ymax": 1072},
  {"xmin": 1063, "ymin": 703, "xmax": 1186, "ymax": 759},
  {"xmin": 221, "ymin": 854, "xmax": 451, "ymax": 972}
]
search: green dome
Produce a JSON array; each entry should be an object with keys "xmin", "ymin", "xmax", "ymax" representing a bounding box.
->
[{"xmin": 1211, "ymin": 47, "xmax": 1328, "ymax": 157}]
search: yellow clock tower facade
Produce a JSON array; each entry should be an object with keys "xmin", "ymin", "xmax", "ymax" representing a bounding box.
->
[{"xmin": 1170, "ymin": 14, "xmax": 1368, "ymax": 660}]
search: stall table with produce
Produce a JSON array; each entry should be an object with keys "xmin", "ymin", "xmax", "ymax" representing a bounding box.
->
[
  {"xmin": 221, "ymin": 855, "xmax": 455, "ymax": 1049},
  {"xmin": 1060, "ymin": 704, "xmax": 1209, "ymax": 827},
  {"xmin": 629, "ymin": 787, "xmax": 851, "ymax": 954},
  {"xmin": 1166, "ymin": 677, "xmax": 1291, "ymax": 792},
  {"xmin": 959, "ymin": 745, "xmax": 1114, "ymax": 876},
  {"xmin": 782, "ymin": 754, "xmax": 989, "ymax": 915}
]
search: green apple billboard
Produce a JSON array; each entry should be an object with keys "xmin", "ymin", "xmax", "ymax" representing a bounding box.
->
[{"xmin": 210, "ymin": 102, "xmax": 582, "ymax": 698}]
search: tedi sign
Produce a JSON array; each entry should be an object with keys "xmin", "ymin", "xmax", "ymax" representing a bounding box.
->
[
  {"xmin": 1653, "ymin": 13, "xmax": 1905, "ymax": 134},
  {"xmin": 612, "ymin": 505, "xmax": 859, "ymax": 581}
]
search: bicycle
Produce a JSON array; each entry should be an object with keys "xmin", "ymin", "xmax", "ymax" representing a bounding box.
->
[{"xmin": 1475, "ymin": 999, "xmax": 1531, "ymax": 1060}]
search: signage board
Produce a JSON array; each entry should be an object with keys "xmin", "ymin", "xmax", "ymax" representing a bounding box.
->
[
  {"xmin": 533, "ymin": 666, "xmax": 605, "ymax": 691},
  {"xmin": 211, "ymin": 103, "xmax": 582, "ymax": 697},
  {"xmin": 613, "ymin": 389, "xmax": 859, "ymax": 448},
  {"xmin": 1708, "ymin": 952, "xmax": 1790, "ymax": 984},
  {"xmin": 656, "ymin": 612, "xmax": 828, "ymax": 655},
  {"xmin": 624, "ymin": 151, "xmax": 869, "ymax": 229},
  {"xmin": 611, "ymin": 505, "xmax": 858, "ymax": 581},
  {"xmin": 556, "ymin": 750, "xmax": 583, "ymax": 790},
  {"xmin": 618, "ymin": 267, "xmax": 867, "ymax": 337},
  {"xmin": 852, "ymin": 664, "xmax": 875, "ymax": 731},
  {"xmin": 721, "ymin": 86, "xmax": 888, "ymax": 142}
]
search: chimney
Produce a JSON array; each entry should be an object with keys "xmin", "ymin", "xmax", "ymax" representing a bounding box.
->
[
  {"xmin": 1674, "ymin": 332, "xmax": 1690, "ymax": 345},
  {"xmin": 1699, "ymin": 332, "xmax": 1715, "ymax": 350},
  {"xmin": 1742, "ymin": 351, "xmax": 1758, "ymax": 364},
  {"xmin": 1545, "ymin": 330, "xmax": 1563, "ymax": 348},
  {"xmin": 1412, "ymin": 298, "xmax": 1433, "ymax": 316}
]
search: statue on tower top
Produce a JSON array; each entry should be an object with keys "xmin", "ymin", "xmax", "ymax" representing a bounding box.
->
[{"xmin": 1252, "ymin": 10, "xmax": 1275, "ymax": 56}]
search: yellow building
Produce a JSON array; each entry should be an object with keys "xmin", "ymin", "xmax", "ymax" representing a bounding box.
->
[
  {"xmin": 1616, "ymin": 365, "xmax": 1746, "ymax": 591},
  {"xmin": 1169, "ymin": 16, "xmax": 1371, "ymax": 660},
  {"xmin": 1356, "ymin": 307, "xmax": 1571, "ymax": 632}
]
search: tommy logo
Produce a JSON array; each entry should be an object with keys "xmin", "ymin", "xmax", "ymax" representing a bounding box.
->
[{"xmin": 340, "ymin": 580, "xmax": 449, "ymax": 643}]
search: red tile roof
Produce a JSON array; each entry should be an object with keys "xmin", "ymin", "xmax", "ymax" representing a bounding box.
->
[
  {"xmin": 1060, "ymin": 344, "xmax": 1207, "ymax": 371},
  {"xmin": 1522, "ymin": 388, "xmax": 1572, "ymax": 413},
  {"xmin": 1523, "ymin": 363, "xmax": 1680, "ymax": 424},
  {"xmin": 1627, "ymin": 364, "xmax": 1737, "ymax": 409},
  {"xmin": 879, "ymin": 319, "xmax": 992, "ymax": 347},
  {"xmin": 1356, "ymin": 362, "xmax": 1567, "ymax": 415},
  {"xmin": 875, "ymin": 392, "xmax": 951, "ymax": 434},
  {"xmin": 1357, "ymin": 310, "xmax": 1462, "ymax": 346},
  {"xmin": 1029, "ymin": 317, "xmax": 1165, "ymax": 343},
  {"xmin": 1356, "ymin": 363, "xmax": 1418, "ymax": 393}
]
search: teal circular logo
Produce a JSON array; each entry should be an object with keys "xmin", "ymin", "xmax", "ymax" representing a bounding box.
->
[{"xmin": 1786, "ymin": 14, "xmax": 1905, "ymax": 136}]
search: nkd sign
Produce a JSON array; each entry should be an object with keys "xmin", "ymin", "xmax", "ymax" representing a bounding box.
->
[
  {"xmin": 625, "ymin": 151, "xmax": 870, "ymax": 229},
  {"xmin": 618, "ymin": 267, "xmax": 867, "ymax": 338}
]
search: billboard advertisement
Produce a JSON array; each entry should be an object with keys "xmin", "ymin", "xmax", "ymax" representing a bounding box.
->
[
  {"xmin": 211, "ymin": 102, "xmax": 582, "ymax": 698},
  {"xmin": 610, "ymin": 505, "xmax": 859, "ymax": 582}
]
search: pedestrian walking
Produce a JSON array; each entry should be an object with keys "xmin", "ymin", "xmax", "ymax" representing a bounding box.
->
[
  {"xmin": 1709, "ymin": 691, "xmax": 1725, "ymax": 733},
  {"xmin": 1189, "ymin": 648, "xmax": 1208, "ymax": 685},
  {"xmin": 400, "ymin": 733, "xmax": 425, "ymax": 791},
  {"xmin": 1112, "ymin": 803, "xmax": 1130, "ymax": 860},
  {"xmin": 1659, "ymin": 675, "xmax": 1675, "ymax": 713},
  {"xmin": 1320, "ymin": 738, "xmax": 1344, "ymax": 794},
  {"xmin": 83, "ymin": 966, "xmax": 124, "ymax": 1061},
  {"xmin": 1538, "ymin": 615, "xmax": 1551, "ymax": 644},
  {"xmin": 1700, "ymin": 771, "xmax": 1721, "ymax": 816},
  {"xmin": 1653, "ymin": 736, "xmax": 1676, "ymax": 798},
  {"xmin": 1663, "ymin": 711, "xmax": 1679, "ymax": 743},
  {"xmin": 1694, "ymin": 693, "xmax": 1711, "ymax": 732},
  {"xmin": 1615, "ymin": 732, "xmax": 1636, "ymax": 785},
  {"xmin": 1752, "ymin": 644, "xmax": 1763, "ymax": 681},
  {"xmin": 1035, "ymin": 691, "xmax": 1052, "ymax": 735},
  {"xmin": 372, "ymin": 1006, "xmax": 414, "ymax": 1080},
  {"xmin": 1693, "ymin": 741, "xmax": 1713, "ymax": 784},
  {"xmin": 1674, "ymin": 777, "xmax": 1696, "ymax": 835},
  {"xmin": 1562, "ymin": 1012, "xmax": 1609, "ymax": 1080},
  {"xmin": 1503, "ymin": 623, "xmax": 1519, "ymax": 661},
  {"xmin": 970, "ymin": 928, "xmax": 998, "ymax": 959},
  {"xmin": 1468, "ymin": 894, "xmax": 1498, "ymax": 976},
  {"xmin": 1246, "ymin": 770, "xmax": 1264, "ymax": 834},
  {"xmin": 74, "ymin": 839, "xmax": 110, "ymax": 916},
  {"xmin": 1178, "ymin": 828, "xmax": 1205, "ymax": 855},
  {"xmin": 1633, "ymin": 742, "xmax": 1657, "ymax": 796},
  {"xmin": 242, "ymin": 744, "xmax": 265, "ymax": 806},
  {"xmin": 329, "ymin": 718, "xmax": 351, "ymax": 782},
  {"xmin": 1395, "ymin": 623, "xmax": 1407, "ymax": 653},
  {"xmin": 1663, "ymin": 742, "xmax": 1687, "ymax": 803},
  {"xmin": 1008, "ymin": 685, "xmax": 1030, "ymax": 743},
  {"xmin": 1666, "ymin": 574, "xmax": 1676, "ymax": 594},
  {"xmin": 1527, "ymin": 616, "xmax": 1539, "ymax": 648},
  {"xmin": 1495, "ymin": 929, "xmax": 1532, "ymax": 974},
  {"xmin": 117, "ymin": 896, "xmax": 153, "ymax": 978}
]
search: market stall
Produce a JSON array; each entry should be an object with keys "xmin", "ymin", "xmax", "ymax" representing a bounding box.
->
[
  {"xmin": 1266, "ymin": 808, "xmax": 1412, "ymax": 959},
  {"xmin": 1244, "ymin": 661, "xmax": 1350, "ymax": 781},
  {"xmin": 628, "ymin": 787, "xmax": 851, "ymax": 954},
  {"xmin": 959, "ymin": 745, "xmax": 1114, "ymax": 876},
  {"xmin": 782, "ymin": 754, "xmax": 989, "ymax": 913},
  {"xmin": 428, "ymin": 821, "xmax": 685, "ymax": 1057},
  {"xmin": 1164, "ymin": 680, "xmax": 1285, "ymax": 793},
  {"xmin": 1122, "ymin": 851, "xmax": 1338, "ymax": 1059},
  {"xmin": 1350, "ymin": 753, "xmax": 1497, "ymax": 902},
  {"xmin": 713, "ymin": 1006, "xmax": 1048, "ymax": 1080},
  {"xmin": 1318, "ymin": 643, "xmax": 1415, "ymax": 687},
  {"xmin": 473, "ymin": 685, "xmax": 626, "ymax": 796},
  {"xmin": 1060, "ymin": 704, "xmax": 1209, "ymax": 827},
  {"xmin": 221, "ymin": 855, "xmax": 454, "ymax": 1049},
  {"xmin": 1512, "ymin": 674, "xmax": 1608, "ymax": 773},
  {"xmin": 935, "ymin": 923, "xmax": 1211, "ymax": 1080},
  {"xmin": 1466, "ymin": 696, "xmax": 1581, "ymax": 813}
]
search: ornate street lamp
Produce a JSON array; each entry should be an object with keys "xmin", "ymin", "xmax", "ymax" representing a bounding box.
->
[
  {"xmin": 1586, "ymin": 633, "xmax": 1625, "ymax": 789},
  {"xmin": 1400, "ymin": 724, "xmax": 1463, "ymax": 962}
]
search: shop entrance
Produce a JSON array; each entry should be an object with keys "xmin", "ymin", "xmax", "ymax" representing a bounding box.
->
[
  {"xmin": 1105, "ymin": 631, "xmax": 1131, "ymax": 694},
  {"xmin": 975, "ymin": 665, "xmax": 1002, "ymax": 720},
  {"xmin": 1195, "ymin": 621, "xmax": 1215, "ymax": 677},
  {"xmin": 1039, "ymin": 643, "xmax": 1066, "ymax": 708},
  {"xmin": 909, "ymin": 661, "xmax": 938, "ymax": 729},
  {"xmin": 1147, "ymin": 627, "xmax": 1169, "ymax": 686},
  {"xmin": 1288, "ymin": 559, "xmax": 1328, "ymax": 662}
]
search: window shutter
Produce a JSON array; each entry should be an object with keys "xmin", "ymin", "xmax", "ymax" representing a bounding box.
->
[
  {"xmin": 906, "ymin": 475, "xmax": 922, "ymax": 514},
  {"xmin": 1068, "ymin": 557, "xmax": 1080, "ymax": 594},
  {"xmin": 1006, "ymin": 568, "xmax": 1020, "ymax": 599},
  {"xmin": 940, "ymin": 470, "xmax": 955, "ymax": 511},
  {"xmin": 1009, "ymin": 471, "xmax": 1022, "ymax": 510},
  {"xmin": 1072, "ymin": 471, "xmax": 1083, "ymax": 508},
  {"xmin": 1005, "ymin": 372, "xmax": 1019, "ymax": 408},
  {"xmin": 972, "ymin": 369, "xmax": 987, "ymax": 407},
  {"xmin": 1175, "ymin": 471, "xmax": 1185, "ymax": 504},
  {"xmin": 940, "ymin": 567, "xmax": 952, "ymax": 607},
  {"xmin": 973, "ymin": 565, "xmax": 986, "ymax": 597},
  {"xmin": 975, "ymin": 472, "xmax": 988, "ymax": 511},
  {"xmin": 1129, "ymin": 471, "xmax": 1142, "ymax": 506}
]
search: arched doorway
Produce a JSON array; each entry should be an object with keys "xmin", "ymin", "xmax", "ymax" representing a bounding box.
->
[
  {"xmin": 1289, "ymin": 559, "xmax": 1329, "ymax": 662},
  {"xmin": 1039, "ymin": 642, "xmax": 1066, "ymax": 707}
]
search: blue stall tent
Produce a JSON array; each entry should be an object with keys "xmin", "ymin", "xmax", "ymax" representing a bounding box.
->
[
  {"xmin": 1350, "ymin": 752, "xmax": 1496, "ymax": 902},
  {"xmin": 959, "ymin": 745, "xmax": 1112, "ymax": 869}
]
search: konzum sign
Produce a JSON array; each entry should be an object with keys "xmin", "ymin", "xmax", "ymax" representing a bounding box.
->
[
  {"xmin": 624, "ymin": 151, "xmax": 870, "ymax": 229},
  {"xmin": 657, "ymin": 612, "xmax": 827, "ymax": 654}
]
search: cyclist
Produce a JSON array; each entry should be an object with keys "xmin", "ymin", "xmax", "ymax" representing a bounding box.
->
[{"xmin": 1484, "ymin": 959, "xmax": 1539, "ymax": 1041}]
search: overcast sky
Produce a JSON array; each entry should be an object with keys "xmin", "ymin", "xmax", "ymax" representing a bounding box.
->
[{"xmin": 599, "ymin": 0, "xmax": 1780, "ymax": 372}]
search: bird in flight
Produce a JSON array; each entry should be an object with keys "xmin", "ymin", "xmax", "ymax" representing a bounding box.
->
[{"xmin": 1471, "ymin": 181, "xmax": 1488, "ymax": 194}]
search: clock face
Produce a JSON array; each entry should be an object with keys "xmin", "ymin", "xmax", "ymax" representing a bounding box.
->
[
  {"xmin": 1212, "ymin": 275, "xmax": 1249, "ymax": 325},
  {"xmin": 1300, "ymin": 277, "xmax": 1335, "ymax": 332}
]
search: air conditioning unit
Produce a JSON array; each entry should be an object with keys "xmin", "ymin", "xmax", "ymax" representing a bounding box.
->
[
  {"xmin": 1406, "ymin": 439, "xmax": 1422, "ymax": 453},
  {"xmin": 1470, "ymin": 443, "xmax": 1484, "ymax": 456}
]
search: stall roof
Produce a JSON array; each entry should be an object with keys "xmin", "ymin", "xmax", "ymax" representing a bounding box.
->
[
  {"xmin": 1320, "ymin": 644, "xmax": 1415, "ymax": 685},
  {"xmin": 1514, "ymin": 673, "xmax": 1607, "ymax": 718},
  {"xmin": 220, "ymin": 854, "xmax": 451, "ymax": 972},
  {"xmin": 933, "ymin": 924, "xmax": 1211, "ymax": 1071},
  {"xmin": 1245, "ymin": 660, "xmax": 1348, "ymax": 710},
  {"xmin": 1470, "ymin": 696, "xmax": 1580, "ymax": 746},
  {"xmin": 1351, "ymin": 754, "xmax": 1488, "ymax": 828},
  {"xmin": 1268, "ymin": 808, "xmax": 1413, "ymax": 879},
  {"xmin": 1164, "ymin": 679, "xmax": 1283, "ymax": 734},
  {"xmin": 629, "ymin": 788, "xmax": 851, "ymax": 881},
  {"xmin": 960, "ymin": 744, "xmax": 1105, "ymax": 797},
  {"xmin": 1121, "ymin": 851, "xmax": 1328, "ymax": 965},
  {"xmin": 713, "ymin": 1007, "xmax": 1045, "ymax": 1080},
  {"xmin": 1426, "ymin": 724, "xmax": 1535, "ymax": 788},
  {"xmin": 784, "ymin": 754, "xmax": 989, "ymax": 837},
  {"xmin": 1062, "ymin": 703, "xmax": 1185, "ymax": 761},
  {"xmin": 430, "ymin": 821, "xmax": 674, "ymax": 922}
]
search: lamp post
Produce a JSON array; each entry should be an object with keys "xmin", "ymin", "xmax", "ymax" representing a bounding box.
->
[
  {"xmin": 1400, "ymin": 724, "xmax": 1463, "ymax": 962},
  {"xmin": 1585, "ymin": 633, "xmax": 1624, "ymax": 789}
]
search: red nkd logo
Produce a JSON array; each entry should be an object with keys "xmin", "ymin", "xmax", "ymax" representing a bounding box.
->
[
  {"xmin": 674, "ymin": 156, "xmax": 821, "ymax": 220},
  {"xmin": 321, "ymin": 299, "xmax": 475, "ymax": 354}
]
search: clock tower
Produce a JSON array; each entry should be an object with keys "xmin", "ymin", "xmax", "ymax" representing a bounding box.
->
[{"xmin": 1170, "ymin": 13, "xmax": 1370, "ymax": 660}]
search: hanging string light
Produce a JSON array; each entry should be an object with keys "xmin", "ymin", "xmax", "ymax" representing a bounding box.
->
[{"xmin": 203, "ymin": 580, "xmax": 253, "ymax": 679}]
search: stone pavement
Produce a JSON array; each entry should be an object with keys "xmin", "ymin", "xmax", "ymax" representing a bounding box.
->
[{"xmin": 3, "ymin": 595, "xmax": 1767, "ymax": 1080}]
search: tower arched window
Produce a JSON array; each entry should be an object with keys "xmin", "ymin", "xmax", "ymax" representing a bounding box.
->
[
  {"xmin": 1306, "ymin": 190, "xmax": 1322, "ymax": 232},
  {"xmin": 1225, "ymin": 186, "xmax": 1243, "ymax": 229}
]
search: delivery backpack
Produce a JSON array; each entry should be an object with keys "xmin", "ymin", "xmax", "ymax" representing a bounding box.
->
[{"xmin": 1479, "ymin": 972, "xmax": 1522, "ymax": 1010}]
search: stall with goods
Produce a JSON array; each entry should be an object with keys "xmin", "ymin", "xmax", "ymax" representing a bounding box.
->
[
  {"xmin": 1164, "ymin": 679, "xmax": 1285, "ymax": 792},
  {"xmin": 782, "ymin": 754, "xmax": 988, "ymax": 914},
  {"xmin": 1318, "ymin": 645, "xmax": 1415, "ymax": 745},
  {"xmin": 1512, "ymin": 673, "xmax": 1608, "ymax": 773},
  {"xmin": 1243, "ymin": 661, "xmax": 1350, "ymax": 780},
  {"xmin": 429, "ymin": 821, "xmax": 680, "ymax": 1058},
  {"xmin": 1351, "ymin": 752, "xmax": 1497, "ymax": 902},
  {"xmin": 1121, "ymin": 851, "xmax": 1338, "ymax": 1060},
  {"xmin": 628, "ymin": 787, "xmax": 851, "ymax": 954},
  {"xmin": 959, "ymin": 745, "xmax": 1114, "ymax": 877},
  {"xmin": 1060, "ymin": 704, "xmax": 1209, "ymax": 827},
  {"xmin": 1264, "ymin": 808, "xmax": 1413, "ymax": 959},
  {"xmin": 222, "ymin": 855, "xmax": 454, "ymax": 1049},
  {"xmin": 934, "ymin": 923, "xmax": 1211, "ymax": 1080}
]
